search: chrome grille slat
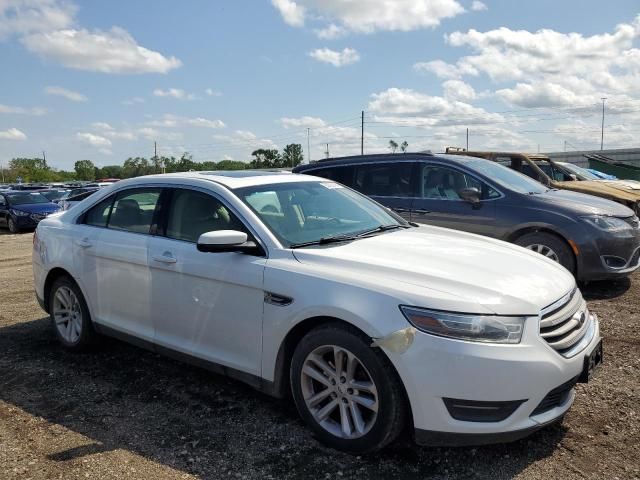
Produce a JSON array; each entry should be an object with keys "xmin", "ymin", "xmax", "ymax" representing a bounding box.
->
[{"xmin": 540, "ymin": 290, "xmax": 591, "ymax": 357}]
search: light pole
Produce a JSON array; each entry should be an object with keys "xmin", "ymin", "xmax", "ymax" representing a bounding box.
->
[{"xmin": 600, "ymin": 97, "xmax": 607, "ymax": 151}]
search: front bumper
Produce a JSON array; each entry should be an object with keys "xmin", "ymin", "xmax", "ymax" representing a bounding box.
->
[
  {"xmin": 15, "ymin": 212, "xmax": 52, "ymax": 229},
  {"xmin": 575, "ymin": 228, "xmax": 640, "ymax": 281},
  {"xmin": 387, "ymin": 314, "xmax": 600, "ymax": 446}
]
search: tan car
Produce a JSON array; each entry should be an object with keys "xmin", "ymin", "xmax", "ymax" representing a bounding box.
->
[{"xmin": 446, "ymin": 149, "xmax": 640, "ymax": 215}]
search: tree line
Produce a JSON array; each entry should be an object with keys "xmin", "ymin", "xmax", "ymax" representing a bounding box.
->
[{"xmin": 1, "ymin": 143, "xmax": 305, "ymax": 183}]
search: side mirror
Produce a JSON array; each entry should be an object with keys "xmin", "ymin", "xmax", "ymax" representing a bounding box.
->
[
  {"xmin": 458, "ymin": 187, "xmax": 481, "ymax": 206},
  {"xmin": 197, "ymin": 230, "xmax": 262, "ymax": 255},
  {"xmin": 568, "ymin": 174, "xmax": 578, "ymax": 181}
]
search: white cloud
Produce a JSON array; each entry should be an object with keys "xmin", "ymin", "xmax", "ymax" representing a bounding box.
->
[
  {"xmin": 281, "ymin": 116, "xmax": 327, "ymax": 128},
  {"xmin": 308, "ymin": 47, "xmax": 360, "ymax": 66},
  {"xmin": 413, "ymin": 59, "xmax": 474, "ymax": 79},
  {"xmin": 0, "ymin": 103, "xmax": 46, "ymax": 115},
  {"xmin": 91, "ymin": 122, "xmax": 114, "ymax": 131},
  {"xmin": 0, "ymin": 127, "xmax": 27, "ymax": 140},
  {"xmin": 187, "ymin": 117, "xmax": 225, "ymax": 129},
  {"xmin": 122, "ymin": 96, "xmax": 144, "ymax": 105},
  {"xmin": 90, "ymin": 122, "xmax": 138, "ymax": 141},
  {"xmin": 272, "ymin": 0, "xmax": 465, "ymax": 36},
  {"xmin": 153, "ymin": 88, "xmax": 196, "ymax": 100},
  {"xmin": 205, "ymin": 88, "xmax": 222, "ymax": 97},
  {"xmin": 137, "ymin": 127, "xmax": 182, "ymax": 141},
  {"xmin": 471, "ymin": 1, "xmax": 487, "ymax": 11},
  {"xmin": 443, "ymin": 79, "xmax": 477, "ymax": 102},
  {"xmin": 271, "ymin": 0, "xmax": 305, "ymax": 27},
  {"xmin": 0, "ymin": 0, "xmax": 75, "ymax": 39},
  {"xmin": 76, "ymin": 132, "xmax": 111, "ymax": 147},
  {"xmin": 45, "ymin": 85, "xmax": 87, "ymax": 102},
  {"xmin": 24, "ymin": 27, "xmax": 181, "ymax": 74},
  {"xmin": 147, "ymin": 114, "xmax": 225, "ymax": 129}
]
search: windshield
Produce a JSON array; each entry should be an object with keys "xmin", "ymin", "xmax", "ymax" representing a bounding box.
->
[
  {"xmin": 236, "ymin": 181, "xmax": 404, "ymax": 247},
  {"xmin": 559, "ymin": 163, "xmax": 599, "ymax": 180},
  {"xmin": 6, "ymin": 192, "xmax": 51, "ymax": 205},
  {"xmin": 463, "ymin": 158, "xmax": 548, "ymax": 194},
  {"xmin": 41, "ymin": 190, "xmax": 69, "ymax": 201}
]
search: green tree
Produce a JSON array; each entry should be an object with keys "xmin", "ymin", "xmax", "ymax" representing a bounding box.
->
[
  {"xmin": 281, "ymin": 143, "xmax": 304, "ymax": 168},
  {"xmin": 388, "ymin": 140, "xmax": 399, "ymax": 153},
  {"xmin": 98, "ymin": 165, "xmax": 123, "ymax": 179},
  {"xmin": 216, "ymin": 160, "xmax": 247, "ymax": 171},
  {"xmin": 9, "ymin": 157, "xmax": 53, "ymax": 182},
  {"xmin": 400, "ymin": 141, "xmax": 409, "ymax": 153},
  {"xmin": 250, "ymin": 149, "xmax": 280, "ymax": 169},
  {"xmin": 74, "ymin": 159, "xmax": 96, "ymax": 180}
]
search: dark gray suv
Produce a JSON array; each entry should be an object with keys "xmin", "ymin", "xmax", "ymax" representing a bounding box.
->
[{"xmin": 294, "ymin": 153, "xmax": 640, "ymax": 281}]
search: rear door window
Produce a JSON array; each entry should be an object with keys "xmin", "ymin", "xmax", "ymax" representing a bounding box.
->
[
  {"xmin": 83, "ymin": 195, "xmax": 115, "ymax": 227},
  {"xmin": 354, "ymin": 163, "xmax": 414, "ymax": 197},
  {"xmin": 108, "ymin": 189, "xmax": 162, "ymax": 235},
  {"xmin": 309, "ymin": 166, "xmax": 355, "ymax": 186}
]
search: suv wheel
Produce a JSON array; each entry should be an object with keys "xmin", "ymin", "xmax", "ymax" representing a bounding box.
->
[
  {"xmin": 515, "ymin": 232, "xmax": 575, "ymax": 273},
  {"xmin": 49, "ymin": 276, "xmax": 97, "ymax": 351},
  {"xmin": 8, "ymin": 217, "xmax": 19, "ymax": 233},
  {"xmin": 290, "ymin": 323, "xmax": 407, "ymax": 453}
]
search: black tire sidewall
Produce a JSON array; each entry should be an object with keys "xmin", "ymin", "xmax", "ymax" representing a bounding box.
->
[
  {"xmin": 8, "ymin": 217, "xmax": 18, "ymax": 233},
  {"xmin": 515, "ymin": 232, "xmax": 575, "ymax": 273},
  {"xmin": 290, "ymin": 325, "xmax": 406, "ymax": 453},
  {"xmin": 49, "ymin": 276, "xmax": 96, "ymax": 351}
]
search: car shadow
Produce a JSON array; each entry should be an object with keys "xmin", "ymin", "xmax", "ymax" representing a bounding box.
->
[
  {"xmin": 581, "ymin": 277, "xmax": 631, "ymax": 300},
  {"xmin": 0, "ymin": 318, "xmax": 566, "ymax": 479}
]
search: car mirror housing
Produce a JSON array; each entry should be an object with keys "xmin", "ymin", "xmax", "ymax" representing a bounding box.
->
[
  {"xmin": 197, "ymin": 230, "xmax": 262, "ymax": 254},
  {"xmin": 458, "ymin": 187, "xmax": 481, "ymax": 205}
]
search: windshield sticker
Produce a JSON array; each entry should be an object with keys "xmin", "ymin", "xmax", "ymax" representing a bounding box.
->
[{"xmin": 320, "ymin": 182, "xmax": 344, "ymax": 189}]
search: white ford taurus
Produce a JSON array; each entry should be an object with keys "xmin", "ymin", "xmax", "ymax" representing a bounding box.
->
[{"xmin": 32, "ymin": 170, "xmax": 602, "ymax": 453}]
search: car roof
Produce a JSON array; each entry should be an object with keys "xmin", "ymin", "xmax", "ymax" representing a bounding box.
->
[{"xmin": 115, "ymin": 170, "xmax": 320, "ymax": 189}]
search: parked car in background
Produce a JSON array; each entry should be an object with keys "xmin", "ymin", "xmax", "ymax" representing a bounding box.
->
[
  {"xmin": 9, "ymin": 183, "xmax": 51, "ymax": 191},
  {"xmin": 294, "ymin": 154, "xmax": 640, "ymax": 281},
  {"xmin": 446, "ymin": 150, "xmax": 640, "ymax": 216},
  {"xmin": 0, "ymin": 191, "xmax": 61, "ymax": 233},
  {"xmin": 58, "ymin": 188, "xmax": 99, "ymax": 210},
  {"xmin": 40, "ymin": 189, "xmax": 70, "ymax": 203},
  {"xmin": 33, "ymin": 171, "xmax": 602, "ymax": 452},
  {"xmin": 586, "ymin": 168, "xmax": 618, "ymax": 180}
]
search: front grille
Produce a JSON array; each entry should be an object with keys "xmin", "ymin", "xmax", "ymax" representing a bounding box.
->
[
  {"xmin": 531, "ymin": 376, "xmax": 578, "ymax": 416},
  {"xmin": 540, "ymin": 289, "xmax": 591, "ymax": 356},
  {"xmin": 30, "ymin": 213, "xmax": 46, "ymax": 221}
]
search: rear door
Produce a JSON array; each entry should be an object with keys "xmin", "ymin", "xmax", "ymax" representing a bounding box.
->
[
  {"xmin": 0, "ymin": 195, "xmax": 7, "ymax": 227},
  {"xmin": 74, "ymin": 187, "xmax": 162, "ymax": 341},
  {"xmin": 411, "ymin": 162, "xmax": 499, "ymax": 236},
  {"xmin": 351, "ymin": 162, "xmax": 416, "ymax": 221}
]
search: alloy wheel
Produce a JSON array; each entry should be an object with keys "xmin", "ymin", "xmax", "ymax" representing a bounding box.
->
[
  {"xmin": 52, "ymin": 286, "xmax": 82, "ymax": 343},
  {"xmin": 526, "ymin": 243, "xmax": 560, "ymax": 263},
  {"xmin": 300, "ymin": 345, "xmax": 379, "ymax": 439}
]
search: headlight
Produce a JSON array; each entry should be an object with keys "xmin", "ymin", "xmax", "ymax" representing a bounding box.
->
[
  {"xmin": 10, "ymin": 209, "xmax": 30, "ymax": 216},
  {"xmin": 581, "ymin": 215, "xmax": 632, "ymax": 233},
  {"xmin": 400, "ymin": 306, "xmax": 525, "ymax": 344}
]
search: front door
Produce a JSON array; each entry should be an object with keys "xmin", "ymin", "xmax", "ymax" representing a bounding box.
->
[
  {"xmin": 148, "ymin": 187, "xmax": 266, "ymax": 376},
  {"xmin": 411, "ymin": 163, "xmax": 498, "ymax": 237}
]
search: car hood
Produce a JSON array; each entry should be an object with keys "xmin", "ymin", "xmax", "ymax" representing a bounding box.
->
[
  {"xmin": 292, "ymin": 227, "xmax": 574, "ymax": 316},
  {"xmin": 535, "ymin": 187, "xmax": 634, "ymax": 217},
  {"xmin": 556, "ymin": 180, "xmax": 640, "ymax": 205},
  {"xmin": 10, "ymin": 202, "xmax": 60, "ymax": 214}
]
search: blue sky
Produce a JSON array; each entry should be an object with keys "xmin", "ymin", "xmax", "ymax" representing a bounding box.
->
[{"xmin": 1, "ymin": 0, "xmax": 640, "ymax": 171}]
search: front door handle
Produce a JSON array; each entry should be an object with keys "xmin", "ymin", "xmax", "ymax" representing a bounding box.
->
[
  {"xmin": 152, "ymin": 253, "xmax": 177, "ymax": 264},
  {"xmin": 75, "ymin": 238, "xmax": 92, "ymax": 248},
  {"xmin": 392, "ymin": 208, "xmax": 408, "ymax": 213},
  {"xmin": 413, "ymin": 209, "xmax": 431, "ymax": 215}
]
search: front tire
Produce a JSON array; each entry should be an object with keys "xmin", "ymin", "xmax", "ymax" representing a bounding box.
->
[
  {"xmin": 514, "ymin": 231, "xmax": 575, "ymax": 273},
  {"xmin": 8, "ymin": 217, "xmax": 19, "ymax": 233},
  {"xmin": 49, "ymin": 276, "xmax": 97, "ymax": 351},
  {"xmin": 290, "ymin": 323, "xmax": 407, "ymax": 453}
]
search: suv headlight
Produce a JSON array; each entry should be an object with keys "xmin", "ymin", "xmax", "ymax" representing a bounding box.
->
[
  {"xmin": 581, "ymin": 215, "xmax": 632, "ymax": 233},
  {"xmin": 10, "ymin": 209, "xmax": 30, "ymax": 216},
  {"xmin": 400, "ymin": 306, "xmax": 525, "ymax": 344}
]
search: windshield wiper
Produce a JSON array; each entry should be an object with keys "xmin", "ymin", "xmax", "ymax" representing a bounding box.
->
[
  {"xmin": 356, "ymin": 224, "xmax": 408, "ymax": 237},
  {"xmin": 289, "ymin": 234, "xmax": 358, "ymax": 249}
]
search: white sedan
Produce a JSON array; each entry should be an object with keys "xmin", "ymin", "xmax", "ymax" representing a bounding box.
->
[{"xmin": 32, "ymin": 170, "xmax": 602, "ymax": 452}]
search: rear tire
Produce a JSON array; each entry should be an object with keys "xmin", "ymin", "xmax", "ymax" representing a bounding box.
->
[
  {"xmin": 49, "ymin": 276, "xmax": 97, "ymax": 351},
  {"xmin": 8, "ymin": 217, "xmax": 19, "ymax": 233},
  {"xmin": 514, "ymin": 231, "xmax": 575, "ymax": 274},
  {"xmin": 290, "ymin": 323, "xmax": 407, "ymax": 453}
]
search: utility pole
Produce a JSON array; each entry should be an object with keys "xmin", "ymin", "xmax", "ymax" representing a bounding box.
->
[
  {"xmin": 307, "ymin": 128, "xmax": 311, "ymax": 164},
  {"xmin": 564, "ymin": 140, "xmax": 567, "ymax": 152},
  {"xmin": 466, "ymin": 128, "xmax": 469, "ymax": 151},
  {"xmin": 42, "ymin": 150, "xmax": 46, "ymax": 164},
  {"xmin": 600, "ymin": 97, "xmax": 607, "ymax": 151},
  {"xmin": 361, "ymin": 110, "xmax": 364, "ymax": 155},
  {"xmin": 0, "ymin": 159, "xmax": 4, "ymax": 183},
  {"xmin": 325, "ymin": 143, "xmax": 330, "ymax": 159}
]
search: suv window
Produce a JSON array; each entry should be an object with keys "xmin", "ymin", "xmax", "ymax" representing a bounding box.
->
[
  {"xmin": 165, "ymin": 189, "xmax": 246, "ymax": 243},
  {"xmin": 420, "ymin": 165, "xmax": 500, "ymax": 200},
  {"xmin": 354, "ymin": 162, "xmax": 414, "ymax": 197},
  {"xmin": 311, "ymin": 166, "xmax": 355, "ymax": 186},
  {"xmin": 109, "ymin": 189, "xmax": 161, "ymax": 234},
  {"xmin": 84, "ymin": 195, "xmax": 115, "ymax": 227}
]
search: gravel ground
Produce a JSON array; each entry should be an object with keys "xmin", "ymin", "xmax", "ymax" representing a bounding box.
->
[{"xmin": 0, "ymin": 231, "xmax": 638, "ymax": 479}]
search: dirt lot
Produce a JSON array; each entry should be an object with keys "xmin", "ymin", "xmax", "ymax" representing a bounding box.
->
[{"xmin": 0, "ymin": 231, "xmax": 638, "ymax": 480}]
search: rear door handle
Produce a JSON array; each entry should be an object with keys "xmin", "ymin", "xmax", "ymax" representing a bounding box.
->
[
  {"xmin": 413, "ymin": 209, "xmax": 431, "ymax": 214},
  {"xmin": 392, "ymin": 208, "xmax": 408, "ymax": 213},
  {"xmin": 75, "ymin": 238, "xmax": 92, "ymax": 248},
  {"xmin": 152, "ymin": 253, "xmax": 177, "ymax": 264}
]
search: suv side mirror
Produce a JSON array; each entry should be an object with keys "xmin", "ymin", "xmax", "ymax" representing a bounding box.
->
[
  {"xmin": 197, "ymin": 230, "xmax": 263, "ymax": 255},
  {"xmin": 458, "ymin": 187, "xmax": 481, "ymax": 206}
]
